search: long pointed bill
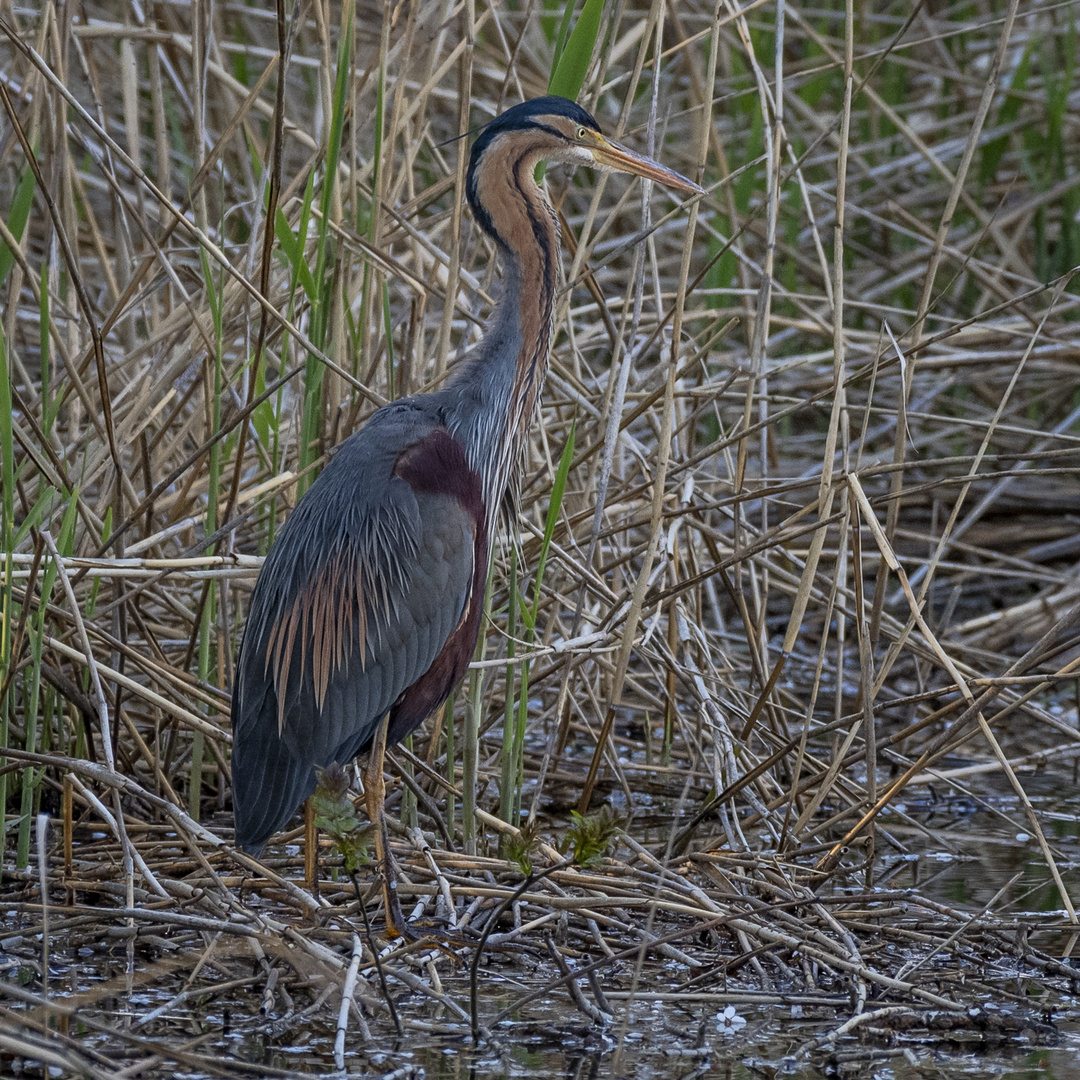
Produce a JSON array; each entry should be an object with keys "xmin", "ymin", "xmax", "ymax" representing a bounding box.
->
[{"xmin": 590, "ymin": 138, "xmax": 705, "ymax": 195}]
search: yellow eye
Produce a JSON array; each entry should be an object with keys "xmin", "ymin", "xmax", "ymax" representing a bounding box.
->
[{"xmin": 577, "ymin": 126, "xmax": 588, "ymax": 139}]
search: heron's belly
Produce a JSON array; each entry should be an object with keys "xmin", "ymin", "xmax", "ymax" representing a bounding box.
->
[{"xmin": 385, "ymin": 577, "xmax": 485, "ymax": 745}]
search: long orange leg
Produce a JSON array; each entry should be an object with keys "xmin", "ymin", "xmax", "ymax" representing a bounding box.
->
[
  {"xmin": 364, "ymin": 713, "xmax": 411, "ymax": 937},
  {"xmin": 304, "ymin": 797, "xmax": 319, "ymax": 897}
]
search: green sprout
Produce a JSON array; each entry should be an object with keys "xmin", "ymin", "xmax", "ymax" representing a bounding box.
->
[
  {"xmin": 312, "ymin": 763, "xmax": 371, "ymax": 874},
  {"xmin": 499, "ymin": 820, "xmax": 543, "ymax": 876},
  {"xmin": 561, "ymin": 805, "xmax": 623, "ymax": 868}
]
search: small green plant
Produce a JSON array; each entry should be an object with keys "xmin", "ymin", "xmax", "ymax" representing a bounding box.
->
[
  {"xmin": 498, "ymin": 820, "xmax": 543, "ymax": 876},
  {"xmin": 312, "ymin": 763, "xmax": 371, "ymax": 873},
  {"xmin": 561, "ymin": 805, "xmax": 623, "ymax": 868}
]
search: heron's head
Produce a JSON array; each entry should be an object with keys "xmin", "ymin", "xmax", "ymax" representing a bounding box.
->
[{"xmin": 466, "ymin": 96, "xmax": 702, "ymax": 240}]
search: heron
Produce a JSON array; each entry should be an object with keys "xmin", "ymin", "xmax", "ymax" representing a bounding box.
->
[{"xmin": 230, "ymin": 96, "xmax": 701, "ymax": 928}]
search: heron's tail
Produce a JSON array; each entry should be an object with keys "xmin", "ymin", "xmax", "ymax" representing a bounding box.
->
[{"xmin": 231, "ymin": 699, "xmax": 317, "ymax": 854}]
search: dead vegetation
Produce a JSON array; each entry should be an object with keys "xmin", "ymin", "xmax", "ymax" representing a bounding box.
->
[{"xmin": 1, "ymin": 0, "xmax": 1080, "ymax": 1075}]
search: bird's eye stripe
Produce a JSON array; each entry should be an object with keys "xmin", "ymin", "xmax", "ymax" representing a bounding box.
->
[{"xmin": 527, "ymin": 120, "xmax": 574, "ymax": 142}]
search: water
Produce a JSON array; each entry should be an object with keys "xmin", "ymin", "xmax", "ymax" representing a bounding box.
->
[{"xmin": 5, "ymin": 780, "xmax": 1080, "ymax": 1078}]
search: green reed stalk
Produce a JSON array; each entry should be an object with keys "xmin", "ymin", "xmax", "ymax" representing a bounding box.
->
[
  {"xmin": 498, "ymin": 548, "xmax": 519, "ymax": 824},
  {"xmin": 382, "ymin": 280, "xmax": 395, "ymax": 400},
  {"xmin": 14, "ymin": 674, "xmax": 38, "ymax": 870},
  {"xmin": 402, "ymin": 733, "xmax": 417, "ymax": 832},
  {"xmin": 508, "ymin": 638, "xmax": 528, "ymax": 825},
  {"xmin": 192, "ymin": 252, "xmax": 226, "ymax": 821},
  {"xmin": 299, "ymin": 0, "xmax": 354, "ymax": 493},
  {"xmin": 0, "ymin": 327, "xmax": 15, "ymax": 871},
  {"xmin": 463, "ymin": 560, "xmax": 495, "ymax": 856},
  {"xmin": 508, "ymin": 427, "xmax": 574, "ymax": 823},
  {"xmin": 16, "ymin": 493, "xmax": 77, "ymax": 867},
  {"xmin": 269, "ymin": 175, "xmax": 316, "ymax": 546},
  {"xmin": 39, "ymin": 263, "xmax": 54, "ymax": 438},
  {"xmin": 86, "ymin": 510, "xmax": 109, "ymax": 620}
]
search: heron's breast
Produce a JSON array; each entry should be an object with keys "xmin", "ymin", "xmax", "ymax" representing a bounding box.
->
[{"xmin": 388, "ymin": 429, "xmax": 489, "ymax": 742}]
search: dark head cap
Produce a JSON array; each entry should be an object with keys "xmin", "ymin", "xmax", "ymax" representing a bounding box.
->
[
  {"xmin": 466, "ymin": 97, "xmax": 602, "ymax": 239},
  {"xmin": 470, "ymin": 96, "xmax": 601, "ymax": 159}
]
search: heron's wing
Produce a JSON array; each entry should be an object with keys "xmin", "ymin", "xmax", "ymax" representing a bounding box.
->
[{"xmin": 231, "ymin": 406, "xmax": 482, "ymax": 850}]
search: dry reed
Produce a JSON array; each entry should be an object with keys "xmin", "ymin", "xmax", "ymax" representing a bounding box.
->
[{"xmin": 1, "ymin": 0, "xmax": 1079, "ymax": 1074}]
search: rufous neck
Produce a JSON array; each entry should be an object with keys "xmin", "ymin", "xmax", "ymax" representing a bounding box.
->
[{"xmin": 446, "ymin": 155, "xmax": 560, "ymax": 531}]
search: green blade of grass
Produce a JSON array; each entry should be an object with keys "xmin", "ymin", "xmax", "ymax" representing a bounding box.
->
[
  {"xmin": 275, "ymin": 207, "xmax": 318, "ymax": 301},
  {"xmin": 13, "ymin": 486, "xmax": 59, "ymax": 549},
  {"xmin": 979, "ymin": 43, "xmax": 1030, "ymax": 185},
  {"xmin": 17, "ymin": 489, "xmax": 79, "ymax": 868},
  {"xmin": 548, "ymin": 0, "xmax": 604, "ymax": 100},
  {"xmin": 0, "ymin": 167, "xmax": 35, "ymax": 289},
  {"xmin": 548, "ymin": 0, "xmax": 578, "ymax": 76},
  {"xmin": 464, "ymin": 558, "xmax": 495, "ymax": 856},
  {"xmin": 0, "ymin": 327, "xmax": 13, "ymax": 872},
  {"xmin": 510, "ymin": 427, "xmax": 575, "ymax": 822}
]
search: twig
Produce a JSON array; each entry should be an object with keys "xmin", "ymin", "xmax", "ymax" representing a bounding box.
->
[
  {"xmin": 544, "ymin": 933, "xmax": 612, "ymax": 1026},
  {"xmin": 334, "ymin": 934, "xmax": 364, "ymax": 1068},
  {"xmin": 351, "ymin": 870, "xmax": 402, "ymax": 1036},
  {"xmin": 470, "ymin": 858, "xmax": 572, "ymax": 1043}
]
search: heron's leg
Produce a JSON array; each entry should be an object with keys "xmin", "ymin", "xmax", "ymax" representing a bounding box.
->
[
  {"xmin": 303, "ymin": 798, "xmax": 319, "ymax": 897},
  {"xmin": 363, "ymin": 713, "xmax": 411, "ymax": 937}
]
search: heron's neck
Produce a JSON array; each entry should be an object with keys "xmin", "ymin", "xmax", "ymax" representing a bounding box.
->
[{"xmin": 445, "ymin": 163, "xmax": 559, "ymax": 531}]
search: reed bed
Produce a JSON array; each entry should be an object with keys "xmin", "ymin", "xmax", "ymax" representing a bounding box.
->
[{"xmin": 2, "ymin": 0, "xmax": 1079, "ymax": 1074}]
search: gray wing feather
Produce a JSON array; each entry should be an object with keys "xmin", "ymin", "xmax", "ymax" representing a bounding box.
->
[{"xmin": 231, "ymin": 403, "xmax": 475, "ymax": 852}]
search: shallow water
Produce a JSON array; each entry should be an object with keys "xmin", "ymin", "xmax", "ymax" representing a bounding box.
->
[
  {"xmin": 6, "ymin": 925, "xmax": 1079, "ymax": 1078},
  {"xmin": 5, "ymin": 780, "xmax": 1080, "ymax": 1078}
]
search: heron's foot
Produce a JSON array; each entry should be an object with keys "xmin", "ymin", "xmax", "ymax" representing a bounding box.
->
[
  {"xmin": 374, "ymin": 867, "xmax": 473, "ymax": 955},
  {"xmin": 379, "ymin": 871, "xmax": 416, "ymax": 940},
  {"xmin": 384, "ymin": 912, "xmax": 473, "ymax": 947}
]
